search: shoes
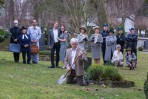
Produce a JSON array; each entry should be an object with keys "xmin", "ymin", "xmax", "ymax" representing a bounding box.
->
[
  {"xmin": 56, "ymin": 66, "xmax": 61, "ymax": 68},
  {"xmin": 62, "ymin": 66, "xmax": 66, "ymax": 69},
  {"xmin": 32, "ymin": 61, "xmax": 38, "ymax": 64},
  {"xmin": 48, "ymin": 66, "xmax": 55, "ymax": 68}
]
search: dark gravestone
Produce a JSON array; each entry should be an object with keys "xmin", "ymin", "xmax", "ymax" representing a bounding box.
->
[
  {"xmin": 144, "ymin": 40, "xmax": 148, "ymax": 50},
  {"xmin": 39, "ymin": 33, "xmax": 46, "ymax": 51},
  {"xmin": 84, "ymin": 57, "xmax": 92, "ymax": 70}
]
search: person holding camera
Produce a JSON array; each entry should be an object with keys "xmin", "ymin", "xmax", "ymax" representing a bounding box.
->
[{"xmin": 90, "ymin": 26, "xmax": 103, "ymax": 64}]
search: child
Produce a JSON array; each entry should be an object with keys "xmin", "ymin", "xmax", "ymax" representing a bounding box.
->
[{"xmin": 18, "ymin": 26, "xmax": 31, "ymax": 64}]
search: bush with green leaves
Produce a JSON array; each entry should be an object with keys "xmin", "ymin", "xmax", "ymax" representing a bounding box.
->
[
  {"xmin": 144, "ymin": 73, "xmax": 148, "ymax": 99},
  {"xmin": 39, "ymin": 50, "xmax": 50, "ymax": 55},
  {"xmin": 0, "ymin": 29, "xmax": 10, "ymax": 43},
  {"xmin": 138, "ymin": 47, "xmax": 144, "ymax": 51},
  {"xmin": 87, "ymin": 65, "xmax": 123, "ymax": 81}
]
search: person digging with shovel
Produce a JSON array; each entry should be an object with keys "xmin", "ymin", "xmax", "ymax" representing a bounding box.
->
[{"xmin": 64, "ymin": 38, "xmax": 89, "ymax": 86}]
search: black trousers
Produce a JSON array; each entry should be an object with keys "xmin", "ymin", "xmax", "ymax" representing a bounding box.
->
[
  {"xmin": 22, "ymin": 50, "xmax": 31, "ymax": 64},
  {"xmin": 13, "ymin": 52, "xmax": 20, "ymax": 62},
  {"xmin": 50, "ymin": 42, "xmax": 60, "ymax": 67},
  {"xmin": 132, "ymin": 48, "xmax": 137, "ymax": 56},
  {"xmin": 66, "ymin": 70, "xmax": 88, "ymax": 86},
  {"xmin": 102, "ymin": 43, "xmax": 106, "ymax": 63}
]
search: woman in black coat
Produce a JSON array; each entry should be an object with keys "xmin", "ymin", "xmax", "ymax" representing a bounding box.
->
[
  {"xmin": 10, "ymin": 20, "xmax": 21, "ymax": 62},
  {"xmin": 116, "ymin": 27, "xmax": 125, "ymax": 53},
  {"xmin": 18, "ymin": 26, "xmax": 31, "ymax": 64}
]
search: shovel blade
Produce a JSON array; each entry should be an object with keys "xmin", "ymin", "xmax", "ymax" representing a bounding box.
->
[{"xmin": 57, "ymin": 75, "xmax": 66, "ymax": 85}]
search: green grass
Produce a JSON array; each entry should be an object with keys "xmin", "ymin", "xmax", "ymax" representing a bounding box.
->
[{"xmin": 0, "ymin": 51, "xmax": 147, "ymax": 99}]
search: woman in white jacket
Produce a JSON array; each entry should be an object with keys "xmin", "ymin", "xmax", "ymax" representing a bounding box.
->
[{"xmin": 111, "ymin": 44, "xmax": 124, "ymax": 67}]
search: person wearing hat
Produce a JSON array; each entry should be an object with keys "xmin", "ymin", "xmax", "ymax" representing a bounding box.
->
[
  {"xmin": 125, "ymin": 47, "xmax": 137, "ymax": 70},
  {"xmin": 125, "ymin": 28, "xmax": 138, "ymax": 56},
  {"xmin": 77, "ymin": 26, "xmax": 89, "ymax": 51},
  {"xmin": 18, "ymin": 26, "xmax": 31, "ymax": 64},
  {"xmin": 90, "ymin": 26, "xmax": 103, "ymax": 64},
  {"xmin": 10, "ymin": 20, "xmax": 21, "ymax": 63},
  {"xmin": 104, "ymin": 29, "xmax": 117, "ymax": 64},
  {"xmin": 111, "ymin": 44, "xmax": 124, "ymax": 67},
  {"xmin": 100, "ymin": 23, "xmax": 109, "ymax": 64},
  {"xmin": 116, "ymin": 27, "xmax": 125, "ymax": 53}
]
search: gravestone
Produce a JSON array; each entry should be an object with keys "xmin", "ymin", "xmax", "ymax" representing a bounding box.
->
[
  {"xmin": 39, "ymin": 31, "xmax": 46, "ymax": 51},
  {"xmin": 144, "ymin": 40, "xmax": 148, "ymax": 50}
]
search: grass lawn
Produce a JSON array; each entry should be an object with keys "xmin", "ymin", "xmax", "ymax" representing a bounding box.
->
[{"xmin": 0, "ymin": 51, "xmax": 147, "ymax": 99}]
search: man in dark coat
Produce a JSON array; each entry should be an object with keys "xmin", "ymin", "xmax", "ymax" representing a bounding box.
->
[
  {"xmin": 48, "ymin": 21, "xmax": 61, "ymax": 68},
  {"xmin": 100, "ymin": 23, "xmax": 109, "ymax": 64},
  {"xmin": 10, "ymin": 20, "xmax": 21, "ymax": 62},
  {"xmin": 116, "ymin": 27, "xmax": 125, "ymax": 53},
  {"xmin": 125, "ymin": 28, "xmax": 138, "ymax": 56}
]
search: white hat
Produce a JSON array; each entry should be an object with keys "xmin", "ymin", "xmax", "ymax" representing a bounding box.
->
[
  {"xmin": 93, "ymin": 26, "xmax": 100, "ymax": 30},
  {"xmin": 14, "ymin": 20, "xmax": 18, "ymax": 24}
]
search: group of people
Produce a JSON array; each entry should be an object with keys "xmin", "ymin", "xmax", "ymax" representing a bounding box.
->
[
  {"xmin": 10, "ymin": 20, "xmax": 41, "ymax": 64},
  {"xmin": 10, "ymin": 20, "xmax": 138, "ymax": 86}
]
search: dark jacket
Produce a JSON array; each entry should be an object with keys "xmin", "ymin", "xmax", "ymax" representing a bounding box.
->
[
  {"xmin": 116, "ymin": 33, "xmax": 125, "ymax": 46},
  {"xmin": 10, "ymin": 27, "xmax": 21, "ymax": 43},
  {"xmin": 48, "ymin": 28, "xmax": 61, "ymax": 48},
  {"xmin": 100, "ymin": 30, "xmax": 109, "ymax": 44},
  {"xmin": 18, "ymin": 34, "xmax": 31, "ymax": 52},
  {"xmin": 125, "ymin": 33, "xmax": 138, "ymax": 49}
]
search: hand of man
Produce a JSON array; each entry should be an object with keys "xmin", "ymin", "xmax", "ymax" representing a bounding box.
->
[
  {"xmin": 14, "ymin": 39, "xmax": 17, "ymax": 42},
  {"xmin": 78, "ymin": 51, "xmax": 84, "ymax": 57},
  {"xmin": 64, "ymin": 31, "xmax": 68, "ymax": 33},
  {"xmin": 67, "ymin": 67, "xmax": 71, "ymax": 72},
  {"xmin": 24, "ymin": 44, "xmax": 29, "ymax": 47}
]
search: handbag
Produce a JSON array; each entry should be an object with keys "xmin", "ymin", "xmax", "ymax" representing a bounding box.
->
[
  {"xmin": 8, "ymin": 43, "xmax": 20, "ymax": 53},
  {"xmin": 31, "ymin": 44, "xmax": 39, "ymax": 54}
]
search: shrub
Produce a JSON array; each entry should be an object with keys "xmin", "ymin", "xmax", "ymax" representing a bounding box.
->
[
  {"xmin": 0, "ymin": 29, "xmax": 10, "ymax": 43},
  {"xmin": 138, "ymin": 47, "xmax": 144, "ymax": 51},
  {"xmin": 87, "ymin": 65, "xmax": 104, "ymax": 81},
  {"xmin": 87, "ymin": 65, "xmax": 123, "ymax": 81},
  {"xmin": 144, "ymin": 73, "xmax": 148, "ymax": 99},
  {"xmin": 39, "ymin": 50, "xmax": 50, "ymax": 55}
]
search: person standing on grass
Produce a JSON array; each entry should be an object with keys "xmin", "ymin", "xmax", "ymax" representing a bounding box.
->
[
  {"xmin": 105, "ymin": 29, "xmax": 117, "ymax": 65},
  {"xmin": 18, "ymin": 26, "xmax": 31, "ymax": 64},
  {"xmin": 116, "ymin": 27, "xmax": 125, "ymax": 54},
  {"xmin": 27, "ymin": 19, "xmax": 42, "ymax": 64},
  {"xmin": 65, "ymin": 38, "xmax": 88, "ymax": 86},
  {"xmin": 125, "ymin": 28, "xmax": 138, "ymax": 56},
  {"xmin": 111, "ymin": 44, "xmax": 124, "ymax": 67},
  {"xmin": 77, "ymin": 26, "xmax": 89, "ymax": 52},
  {"xmin": 125, "ymin": 47, "xmax": 137, "ymax": 70},
  {"xmin": 90, "ymin": 26, "xmax": 103, "ymax": 64},
  {"xmin": 48, "ymin": 21, "xmax": 61, "ymax": 68},
  {"xmin": 10, "ymin": 20, "xmax": 21, "ymax": 63},
  {"xmin": 57, "ymin": 25, "xmax": 68, "ymax": 69},
  {"xmin": 100, "ymin": 23, "xmax": 109, "ymax": 64}
]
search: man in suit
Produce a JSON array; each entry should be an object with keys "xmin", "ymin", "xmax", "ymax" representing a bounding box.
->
[
  {"xmin": 64, "ymin": 38, "xmax": 88, "ymax": 86},
  {"xmin": 10, "ymin": 20, "xmax": 21, "ymax": 63},
  {"xmin": 48, "ymin": 21, "xmax": 61, "ymax": 68}
]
